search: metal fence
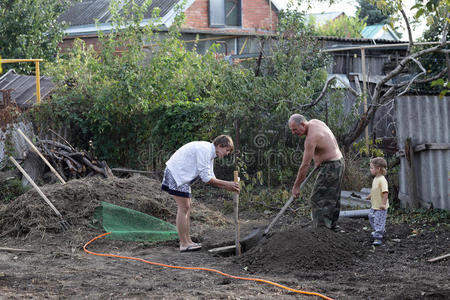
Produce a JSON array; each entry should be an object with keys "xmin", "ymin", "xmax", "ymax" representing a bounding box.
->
[{"xmin": 395, "ymin": 95, "xmax": 449, "ymax": 209}]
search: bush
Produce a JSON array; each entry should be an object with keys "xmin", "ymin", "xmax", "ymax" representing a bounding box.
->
[
  {"xmin": 32, "ymin": 0, "xmax": 356, "ymax": 189},
  {"xmin": 0, "ymin": 178, "xmax": 28, "ymax": 203}
]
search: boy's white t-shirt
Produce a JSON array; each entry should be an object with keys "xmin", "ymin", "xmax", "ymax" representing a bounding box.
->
[
  {"xmin": 370, "ymin": 175, "xmax": 389, "ymax": 209},
  {"xmin": 166, "ymin": 141, "xmax": 216, "ymax": 186}
]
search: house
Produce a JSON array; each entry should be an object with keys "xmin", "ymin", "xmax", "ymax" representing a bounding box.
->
[
  {"xmin": 306, "ymin": 11, "xmax": 345, "ymax": 27},
  {"xmin": 361, "ymin": 24, "xmax": 400, "ymax": 41},
  {"xmin": 316, "ymin": 35, "xmax": 410, "ymax": 153},
  {"xmin": 59, "ymin": 0, "xmax": 280, "ymax": 56}
]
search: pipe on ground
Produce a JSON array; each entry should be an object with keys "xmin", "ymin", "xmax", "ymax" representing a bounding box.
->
[{"xmin": 339, "ymin": 209, "xmax": 370, "ymax": 218}]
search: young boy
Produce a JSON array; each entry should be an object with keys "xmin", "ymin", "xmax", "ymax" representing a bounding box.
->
[
  {"xmin": 161, "ymin": 135, "xmax": 240, "ymax": 253},
  {"xmin": 367, "ymin": 157, "xmax": 389, "ymax": 246}
]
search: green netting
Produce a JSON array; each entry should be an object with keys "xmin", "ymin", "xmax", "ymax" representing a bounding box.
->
[{"xmin": 93, "ymin": 201, "xmax": 178, "ymax": 242}]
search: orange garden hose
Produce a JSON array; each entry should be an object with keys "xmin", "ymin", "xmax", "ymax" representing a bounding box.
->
[{"xmin": 83, "ymin": 232, "xmax": 334, "ymax": 300}]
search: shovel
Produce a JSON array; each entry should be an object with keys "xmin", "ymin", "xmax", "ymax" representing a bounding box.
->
[{"xmin": 240, "ymin": 168, "xmax": 317, "ymax": 252}]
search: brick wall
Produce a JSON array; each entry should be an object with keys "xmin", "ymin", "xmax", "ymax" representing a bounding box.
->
[
  {"xmin": 183, "ymin": 0, "xmax": 278, "ymax": 33},
  {"xmin": 60, "ymin": 36, "xmax": 102, "ymax": 53},
  {"xmin": 60, "ymin": 0, "xmax": 279, "ymax": 53}
]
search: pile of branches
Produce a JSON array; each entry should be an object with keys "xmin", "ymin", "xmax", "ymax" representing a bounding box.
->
[
  {"xmin": 21, "ymin": 138, "xmax": 113, "ymax": 185},
  {"xmin": 42, "ymin": 139, "xmax": 112, "ymax": 179}
]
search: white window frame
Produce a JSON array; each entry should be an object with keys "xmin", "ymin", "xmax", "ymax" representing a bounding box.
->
[{"xmin": 209, "ymin": 0, "xmax": 242, "ymax": 28}]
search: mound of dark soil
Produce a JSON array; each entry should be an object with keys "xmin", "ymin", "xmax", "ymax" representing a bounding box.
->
[
  {"xmin": 239, "ymin": 226, "xmax": 365, "ymax": 273},
  {"xmin": 0, "ymin": 175, "xmax": 230, "ymax": 237}
]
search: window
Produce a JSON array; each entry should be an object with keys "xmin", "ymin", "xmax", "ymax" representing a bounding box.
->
[{"xmin": 209, "ymin": 0, "xmax": 241, "ymax": 27}]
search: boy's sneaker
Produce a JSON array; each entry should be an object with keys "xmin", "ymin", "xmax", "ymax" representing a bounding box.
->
[{"xmin": 373, "ymin": 239, "xmax": 382, "ymax": 246}]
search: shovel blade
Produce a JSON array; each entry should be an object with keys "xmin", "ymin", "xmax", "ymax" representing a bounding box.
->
[{"xmin": 240, "ymin": 228, "xmax": 265, "ymax": 252}]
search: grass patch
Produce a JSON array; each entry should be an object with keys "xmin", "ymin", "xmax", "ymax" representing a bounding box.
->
[{"xmin": 389, "ymin": 207, "xmax": 450, "ymax": 226}]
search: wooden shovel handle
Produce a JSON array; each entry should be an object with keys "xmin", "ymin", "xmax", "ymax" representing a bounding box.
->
[
  {"xmin": 233, "ymin": 170, "xmax": 241, "ymax": 256},
  {"xmin": 264, "ymin": 167, "xmax": 318, "ymax": 235},
  {"xmin": 9, "ymin": 156, "xmax": 63, "ymax": 218},
  {"xmin": 17, "ymin": 128, "xmax": 66, "ymax": 184}
]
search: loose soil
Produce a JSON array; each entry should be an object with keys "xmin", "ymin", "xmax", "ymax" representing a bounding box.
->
[{"xmin": 0, "ymin": 175, "xmax": 449, "ymax": 299}]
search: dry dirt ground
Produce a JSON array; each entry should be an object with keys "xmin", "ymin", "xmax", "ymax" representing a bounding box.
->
[{"xmin": 0, "ymin": 175, "xmax": 449, "ymax": 299}]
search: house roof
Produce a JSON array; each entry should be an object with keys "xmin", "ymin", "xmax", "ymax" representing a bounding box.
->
[
  {"xmin": 317, "ymin": 35, "xmax": 406, "ymax": 46},
  {"xmin": 59, "ymin": 0, "xmax": 180, "ymax": 26},
  {"xmin": 306, "ymin": 11, "xmax": 345, "ymax": 26},
  {"xmin": 361, "ymin": 24, "xmax": 400, "ymax": 41},
  {"xmin": 0, "ymin": 70, "xmax": 55, "ymax": 108}
]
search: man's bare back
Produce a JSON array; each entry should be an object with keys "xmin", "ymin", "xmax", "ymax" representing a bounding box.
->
[{"xmin": 305, "ymin": 119, "xmax": 342, "ymax": 166}]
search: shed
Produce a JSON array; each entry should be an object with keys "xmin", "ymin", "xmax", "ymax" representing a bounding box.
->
[
  {"xmin": 0, "ymin": 70, "xmax": 54, "ymax": 109},
  {"xmin": 395, "ymin": 95, "xmax": 450, "ymax": 210}
]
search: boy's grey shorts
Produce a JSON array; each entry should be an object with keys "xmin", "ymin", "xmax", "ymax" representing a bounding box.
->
[{"xmin": 161, "ymin": 168, "xmax": 191, "ymax": 198}]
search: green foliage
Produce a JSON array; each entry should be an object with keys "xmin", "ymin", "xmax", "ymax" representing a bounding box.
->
[
  {"xmin": 140, "ymin": 101, "xmax": 217, "ymax": 168},
  {"xmin": 33, "ymin": 0, "xmax": 354, "ymax": 189},
  {"xmin": 238, "ymin": 167, "xmax": 265, "ymax": 210},
  {"xmin": 35, "ymin": 0, "xmax": 229, "ymax": 167},
  {"xmin": 310, "ymin": 15, "xmax": 367, "ymax": 38},
  {"xmin": 0, "ymin": 0, "xmax": 72, "ymax": 73},
  {"xmin": 357, "ymin": 0, "xmax": 391, "ymax": 25},
  {"xmin": 389, "ymin": 208, "xmax": 450, "ymax": 225},
  {"xmin": 0, "ymin": 179, "xmax": 28, "ymax": 203},
  {"xmin": 412, "ymin": 0, "xmax": 450, "ymax": 20},
  {"xmin": 210, "ymin": 9, "xmax": 352, "ymax": 186},
  {"xmin": 352, "ymin": 138, "xmax": 385, "ymax": 157},
  {"xmin": 356, "ymin": 0, "xmax": 402, "ymax": 38},
  {"xmin": 414, "ymin": 2, "xmax": 449, "ymax": 96}
]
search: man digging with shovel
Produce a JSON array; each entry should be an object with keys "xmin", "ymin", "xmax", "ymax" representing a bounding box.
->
[{"xmin": 288, "ymin": 114, "xmax": 345, "ymax": 230}]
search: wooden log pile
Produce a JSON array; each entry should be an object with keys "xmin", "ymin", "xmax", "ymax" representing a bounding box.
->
[{"xmin": 22, "ymin": 139, "xmax": 113, "ymax": 185}]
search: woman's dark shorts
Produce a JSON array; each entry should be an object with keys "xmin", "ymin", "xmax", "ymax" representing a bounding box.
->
[{"xmin": 161, "ymin": 168, "xmax": 191, "ymax": 198}]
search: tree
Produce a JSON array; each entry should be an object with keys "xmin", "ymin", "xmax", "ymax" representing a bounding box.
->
[
  {"xmin": 0, "ymin": 0, "xmax": 72, "ymax": 73},
  {"xmin": 339, "ymin": 0, "xmax": 449, "ymax": 147},
  {"xmin": 356, "ymin": 0, "xmax": 402, "ymax": 38},
  {"xmin": 357, "ymin": 0, "xmax": 391, "ymax": 25},
  {"xmin": 291, "ymin": 0, "xmax": 449, "ymax": 148},
  {"xmin": 417, "ymin": 1, "xmax": 450, "ymax": 97},
  {"xmin": 312, "ymin": 15, "xmax": 366, "ymax": 38}
]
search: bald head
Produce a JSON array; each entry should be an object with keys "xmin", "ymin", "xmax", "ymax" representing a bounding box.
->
[{"xmin": 288, "ymin": 114, "xmax": 307, "ymax": 126}]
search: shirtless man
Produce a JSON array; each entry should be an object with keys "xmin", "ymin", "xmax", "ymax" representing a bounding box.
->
[{"xmin": 288, "ymin": 114, "xmax": 345, "ymax": 229}]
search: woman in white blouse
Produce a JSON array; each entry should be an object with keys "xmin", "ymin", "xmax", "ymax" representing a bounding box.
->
[{"xmin": 162, "ymin": 135, "xmax": 240, "ymax": 252}]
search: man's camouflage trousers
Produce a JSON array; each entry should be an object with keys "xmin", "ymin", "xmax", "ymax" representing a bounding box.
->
[{"xmin": 310, "ymin": 158, "xmax": 345, "ymax": 229}]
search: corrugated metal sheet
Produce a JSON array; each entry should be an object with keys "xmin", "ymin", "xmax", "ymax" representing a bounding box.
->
[
  {"xmin": 395, "ymin": 95, "xmax": 450, "ymax": 209},
  {"xmin": 59, "ymin": 0, "xmax": 180, "ymax": 26},
  {"xmin": 0, "ymin": 70, "xmax": 55, "ymax": 108},
  {"xmin": 317, "ymin": 36, "xmax": 407, "ymax": 45},
  {"xmin": 361, "ymin": 24, "xmax": 384, "ymax": 39},
  {"xmin": 361, "ymin": 24, "xmax": 399, "ymax": 41}
]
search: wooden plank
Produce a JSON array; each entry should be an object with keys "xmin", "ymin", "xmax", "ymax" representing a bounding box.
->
[
  {"xmin": 9, "ymin": 156, "xmax": 64, "ymax": 218},
  {"xmin": 17, "ymin": 129, "xmax": 66, "ymax": 184},
  {"xmin": 208, "ymin": 245, "xmax": 236, "ymax": 253},
  {"xmin": 428, "ymin": 253, "xmax": 450, "ymax": 263},
  {"xmin": 414, "ymin": 143, "xmax": 450, "ymax": 152},
  {"xmin": 405, "ymin": 138, "xmax": 419, "ymax": 208},
  {"xmin": 0, "ymin": 247, "xmax": 34, "ymax": 253},
  {"xmin": 111, "ymin": 168, "xmax": 155, "ymax": 175},
  {"xmin": 361, "ymin": 48, "xmax": 369, "ymax": 154}
]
